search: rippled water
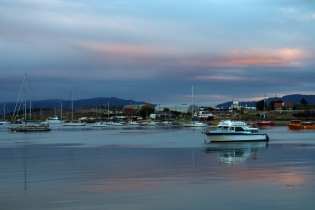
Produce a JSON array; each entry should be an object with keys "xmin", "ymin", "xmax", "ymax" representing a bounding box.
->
[{"xmin": 1, "ymin": 124, "xmax": 315, "ymax": 209}]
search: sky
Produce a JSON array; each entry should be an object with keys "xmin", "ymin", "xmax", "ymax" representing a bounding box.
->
[{"xmin": 0, "ymin": 0, "xmax": 314, "ymax": 106}]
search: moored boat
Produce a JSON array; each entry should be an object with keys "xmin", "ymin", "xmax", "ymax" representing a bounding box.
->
[
  {"xmin": 127, "ymin": 121, "xmax": 139, "ymax": 125},
  {"xmin": 257, "ymin": 94, "xmax": 274, "ymax": 126},
  {"xmin": 203, "ymin": 120, "xmax": 269, "ymax": 142},
  {"xmin": 9, "ymin": 123, "xmax": 51, "ymax": 132},
  {"xmin": 92, "ymin": 121, "xmax": 107, "ymax": 127},
  {"xmin": 106, "ymin": 121, "xmax": 124, "ymax": 126},
  {"xmin": 257, "ymin": 120, "xmax": 275, "ymax": 126},
  {"xmin": 183, "ymin": 85, "xmax": 207, "ymax": 127},
  {"xmin": 9, "ymin": 73, "xmax": 51, "ymax": 132},
  {"xmin": 0, "ymin": 119, "xmax": 10, "ymax": 125},
  {"xmin": 183, "ymin": 121, "xmax": 207, "ymax": 127},
  {"xmin": 63, "ymin": 91, "xmax": 86, "ymax": 126},
  {"xmin": 287, "ymin": 120, "xmax": 315, "ymax": 130},
  {"xmin": 46, "ymin": 116, "xmax": 64, "ymax": 124},
  {"xmin": 140, "ymin": 121, "xmax": 157, "ymax": 126}
]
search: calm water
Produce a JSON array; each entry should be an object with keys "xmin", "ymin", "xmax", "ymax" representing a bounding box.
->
[{"xmin": 1, "ymin": 124, "xmax": 315, "ymax": 210}]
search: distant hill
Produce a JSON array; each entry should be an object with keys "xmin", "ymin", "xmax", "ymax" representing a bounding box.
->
[
  {"xmin": 1, "ymin": 97, "xmax": 152, "ymax": 113},
  {"xmin": 216, "ymin": 94, "xmax": 315, "ymax": 109}
]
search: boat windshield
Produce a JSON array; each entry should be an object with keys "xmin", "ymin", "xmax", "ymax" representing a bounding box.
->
[
  {"xmin": 235, "ymin": 127, "xmax": 245, "ymax": 131},
  {"xmin": 218, "ymin": 126, "xmax": 229, "ymax": 130}
]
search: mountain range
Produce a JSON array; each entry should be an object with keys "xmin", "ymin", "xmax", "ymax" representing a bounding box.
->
[
  {"xmin": 216, "ymin": 94, "xmax": 315, "ymax": 109},
  {"xmin": 1, "ymin": 97, "xmax": 151, "ymax": 113},
  {"xmin": 1, "ymin": 94, "xmax": 314, "ymax": 113}
]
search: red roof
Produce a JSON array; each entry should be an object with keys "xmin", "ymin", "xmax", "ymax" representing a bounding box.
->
[{"xmin": 274, "ymin": 102, "xmax": 294, "ymax": 108}]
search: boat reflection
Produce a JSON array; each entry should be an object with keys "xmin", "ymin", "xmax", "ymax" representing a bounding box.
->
[{"xmin": 205, "ymin": 141, "xmax": 268, "ymax": 165}]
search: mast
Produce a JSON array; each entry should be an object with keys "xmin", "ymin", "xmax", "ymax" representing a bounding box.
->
[
  {"xmin": 192, "ymin": 85, "xmax": 194, "ymax": 119},
  {"xmin": 71, "ymin": 90, "xmax": 73, "ymax": 122},
  {"xmin": 264, "ymin": 93, "xmax": 266, "ymax": 119},
  {"xmin": 24, "ymin": 73, "xmax": 27, "ymax": 123},
  {"xmin": 60, "ymin": 103, "xmax": 62, "ymax": 120},
  {"xmin": 29, "ymin": 101, "xmax": 31, "ymax": 119}
]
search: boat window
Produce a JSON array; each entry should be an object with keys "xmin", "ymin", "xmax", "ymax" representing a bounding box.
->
[
  {"xmin": 218, "ymin": 126, "xmax": 229, "ymax": 130},
  {"xmin": 235, "ymin": 127, "xmax": 245, "ymax": 131},
  {"xmin": 228, "ymin": 127, "xmax": 234, "ymax": 131}
]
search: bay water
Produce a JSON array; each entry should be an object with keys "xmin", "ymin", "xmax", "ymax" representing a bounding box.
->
[{"xmin": 1, "ymin": 124, "xmax": 315, "ymax": 209}]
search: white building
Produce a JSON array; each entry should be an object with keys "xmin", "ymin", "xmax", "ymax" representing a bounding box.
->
[
  {"xmin": 229, "ymin": 100, "xmax": 256, "ymax": 111},
  {"xmin": 155, "ymin": 104, "xmax": 198, "ymax": 113}
]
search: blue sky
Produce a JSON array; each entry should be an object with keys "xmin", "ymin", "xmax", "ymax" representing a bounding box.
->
[{"xmin": 0, "ymin": 0, "xmax": 314, "ymax": 106}]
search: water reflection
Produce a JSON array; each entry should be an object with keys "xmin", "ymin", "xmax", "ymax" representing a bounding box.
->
[{"xmin": 205, "ymin": 142, "xmax": 268, "ymax": 165}]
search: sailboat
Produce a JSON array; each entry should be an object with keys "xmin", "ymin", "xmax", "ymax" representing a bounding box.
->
[
  {"xmin": 0, "ymin": 103, "xmax": 10, "ymax": 125},
  {"xmin": 257, "ymin": 94, "xmax": 275, "ymax": 126},
  {"xmin": 9, "ymin": 73, "xmax": 51, "ymax": 132},
  {"xmin": 63, "ymin": 91, "xmax": 86, "ymax": 126},
  {"xmin": 183, "ymin": 85, "xmax": 207, "ymax": 127}
]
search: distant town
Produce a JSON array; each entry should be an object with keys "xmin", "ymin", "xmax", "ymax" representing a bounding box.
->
[{"xmin": 1, "ymin": 94, "xmax": 314, "ymax": 124}]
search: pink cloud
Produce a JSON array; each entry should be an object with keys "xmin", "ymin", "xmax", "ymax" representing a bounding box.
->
[
  {"xmin": 186, "ymin": 48, "xmax": 312, "ymax": 68},
  {"xmin": 71, "ymin": 41, "xmax": 183, "ymax": 59}
]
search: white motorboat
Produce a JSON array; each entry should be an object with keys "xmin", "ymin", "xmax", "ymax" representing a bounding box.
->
[
  {"xmin": 46, "ymin": 116, "xmax": 64, "ymax": 124},
  {"xmin": 127, "ymin": 121, "xmax": 139, "ymax": 125},
  {"xmin": 159, "ymin": 121, "xmax": 172, "ymax": 126},
  {"xmin": 203, "ymin": 120, "xmax": 269, "ymax": 142},
  {"xmin": 106, "ymin": 121, "xmax": 124, "ymax": 126},
  {"xmin": 183, "ymin": 121, "xmax": 207, "ymax": 127},
  {"xmin": 63, "ymin": 121, "xmax": 86, "ymax": 126},
  {"xmin": 140, "ymin": 121, "xmax": 157, "ymax": 126},
  {"xmin": 92, "ymin": 121, "xmax": 107, "ymax": 127}
]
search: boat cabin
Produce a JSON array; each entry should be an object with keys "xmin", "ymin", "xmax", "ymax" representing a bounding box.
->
[
  {"xmin": 217, "ymin": 120, "xmax": 260, "ymax": 133},
  {"xmin": 290, "ymin": 120, "xmax": 301, "ymax": 125}
]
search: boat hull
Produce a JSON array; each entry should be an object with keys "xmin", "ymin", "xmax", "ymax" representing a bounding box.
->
[
  {"xmin": 205, "ymin": 132, "xmax": 269, "ymax": 142},
  {"xmin": 288, "ymin": 124, "xmax": 315, "ymax": 130},
  {"xmin": 183, "ymin": 122, "xmax": 207, "ymax": 127},
  {"xmin": 9, "ymin": 125, "xmax": 51, "ymax": 132},
  {"xmin": 257, "ymin": 121, "xmax": 275, "ymax": 126},
  {"xmin": 63, "ymin": 122, "xmax": 86, "ymax": 126},
  {"xmin": 92, "ymin": 123, "xmax": 107, "ymax": 127},
  {"xmin": 287, "ymin": 120, "xmax": 315, "ymax": 130}
]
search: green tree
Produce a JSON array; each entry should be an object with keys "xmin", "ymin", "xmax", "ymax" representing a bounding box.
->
[
  {"xmin": 139, "ymin": 104, "xmax": 155, "ymax": 118},
  {"xmin": 300, "ymin": 98, "xmax": 308, "ymax": 106},
  {"xmin": 256, "ymin": 100, "xmax": 266, "ymax": 111}
]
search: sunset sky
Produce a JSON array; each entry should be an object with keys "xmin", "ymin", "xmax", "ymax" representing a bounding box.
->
[{"xmin": 0, "ymin": 0, "xmax": 314, "ymax": 106}]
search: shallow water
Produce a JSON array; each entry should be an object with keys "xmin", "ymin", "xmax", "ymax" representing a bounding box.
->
[{"xmin": 1, "ymin": 124, "xmax": 315, "ymax": 209}]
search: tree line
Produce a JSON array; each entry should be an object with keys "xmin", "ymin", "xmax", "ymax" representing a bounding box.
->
[{"xmin": 256, "ymin": 98, "xmax": 309, "ymax": 111}]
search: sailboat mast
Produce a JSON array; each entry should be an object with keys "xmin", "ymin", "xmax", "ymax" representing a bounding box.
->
[
  {"xmin": 71, "ymin": 91, "xmax": 73, "ymax": 122},
  {"xmin": 24, "ymin": 73, "xmax": 27, "ymax": 123},
  {"xmin": 264, "ymin": 93, "xmax": 266, "ymax": 119},
  {"xmin": 29, "ymin": 101, "xmax": 31, "ymax": 119},
  {"xmin": 192, "ymin": 85, "xmax": 194, "ymax": 118},
  {"xmin": 60, "ymin": 103, "xmax": 62, "ymax": 120}
]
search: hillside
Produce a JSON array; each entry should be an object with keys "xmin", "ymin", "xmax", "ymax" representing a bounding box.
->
[
  {"xmin": 2, "ymin": 94, "xmax": 314, "ymax": 113},
  {"xmin": 1, "ymin": 97, "xmax": 152, "ymax": 112},
  {"xmin": 217, "ymin": 94, "xmax": 315, "ymax": 109}
]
